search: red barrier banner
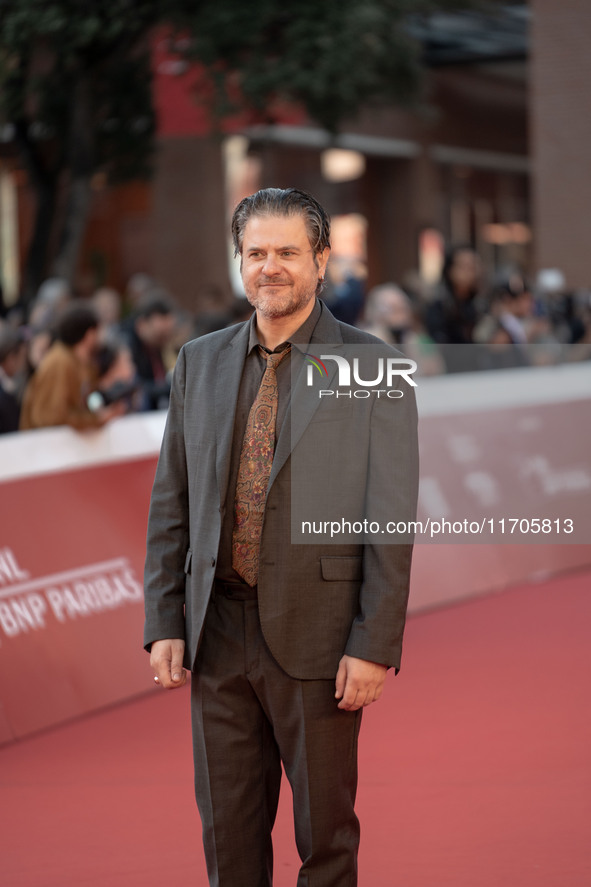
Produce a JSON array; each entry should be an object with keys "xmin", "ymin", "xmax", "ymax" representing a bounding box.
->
[
  {"xmin": 410, "ymin": 392, "xmax": 591, "ymax": 612},
  {"xmin": 0, "ymin": 454, "xmax": 157, "ymax": 744},
  {"xmin": 0, "ymin": 363, "xmax": 589, "ymax": 743}
]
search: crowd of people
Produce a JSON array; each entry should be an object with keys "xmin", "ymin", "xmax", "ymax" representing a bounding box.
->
[
  {"xmin": 1, "ymin": 245, "xmax": 590, "ymax": 435},
  {"xmin": 295, "ymin": 244, "xmax": 591, "ymax": 377},
  {"xmin": 0, "ymin": 274, "xmax": 184, "ymax": 435},
  {"xmin": 342, "ymin": 246, "xmax": 591, "ymax": 374}
]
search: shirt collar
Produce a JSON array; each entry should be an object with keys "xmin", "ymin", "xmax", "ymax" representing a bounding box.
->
[{"xmin": 247, "ymin": 299, "xmax": 323, "ymax": 354}]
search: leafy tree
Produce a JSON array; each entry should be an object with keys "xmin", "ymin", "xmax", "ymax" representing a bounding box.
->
[
  {"xmin": 168, "ymin": 0, "xmax": 462, "ymax": 133},
  {"xmin": 0, "ymin": 0, "xmax": 159, "ymax": 300},
  {"xmin": 0, "ymin": 0, "xmax": 475, "ymax": 302}
]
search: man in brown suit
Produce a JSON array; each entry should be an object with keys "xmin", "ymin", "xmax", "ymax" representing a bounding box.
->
[{"xmin": 144, "ymin": 188, "xmax": 418, "ymax": 886}]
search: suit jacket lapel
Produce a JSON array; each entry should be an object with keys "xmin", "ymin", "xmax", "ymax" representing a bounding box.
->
[
  {"xmin": 269, "ymin": 304, "xmax": 344, "ymax": 489},
  {"xmin": 214, "ymin": 321, "xmax": 250, "ymax": 505}
]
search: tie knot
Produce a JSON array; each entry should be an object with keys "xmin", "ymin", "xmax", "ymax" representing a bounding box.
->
[{"xmin": 259, "ymin": 344, "xmax": 291, "ymax": 370}]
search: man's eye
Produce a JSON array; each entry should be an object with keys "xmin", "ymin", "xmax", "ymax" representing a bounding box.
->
[
  {"xmin": 248, "ymin": 252, "xmax": 263, "ymax": 259},
  {"xmin": 280, "ymin": 251, "xmax": 294, "ymax": 258}
]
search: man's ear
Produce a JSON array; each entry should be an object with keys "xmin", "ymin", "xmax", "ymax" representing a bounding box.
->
[{"xmin": 317, "ymin": 247, "xmax": 330, "ymax": 280}]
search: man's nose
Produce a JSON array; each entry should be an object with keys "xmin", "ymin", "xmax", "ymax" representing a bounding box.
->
[{"xmin": 262, "ymin": 253, "xmax": 281, "ymax": 275}]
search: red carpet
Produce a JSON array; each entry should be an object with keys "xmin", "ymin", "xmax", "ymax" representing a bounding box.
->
[{"xmin": 2, "ymin": 570, "xmax": 590, "ymax": 886}]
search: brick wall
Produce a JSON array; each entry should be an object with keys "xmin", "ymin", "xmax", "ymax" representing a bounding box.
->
[
  {"xmin": 152, "ymin": 137, "xmax": 233, "ymax": 311},
  {"xmin": 530, "ymin": 0, "xmax": 591, "ymax": 287}
]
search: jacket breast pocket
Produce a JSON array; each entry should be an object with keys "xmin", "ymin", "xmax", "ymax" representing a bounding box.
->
[{"xmin": 320, "ymin": 556, "xmax": 363, "ymax": 582}]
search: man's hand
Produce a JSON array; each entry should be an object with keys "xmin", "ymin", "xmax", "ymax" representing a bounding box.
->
[
  {"xmin": 150, "ymin": 639, "xmax": 187, "ymax": 689},
  {"xmin": 335, "ymin": 655, "xmax": 387, "ymax": 711},
  {"xmin": 96, "ymin": 401, "xmax": 127, "ymax": 426}
]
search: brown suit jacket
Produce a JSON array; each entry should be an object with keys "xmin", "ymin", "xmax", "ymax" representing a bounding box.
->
[{"xmin": 20, "ymin": 342, "xmax": 100, "ymax": 431}]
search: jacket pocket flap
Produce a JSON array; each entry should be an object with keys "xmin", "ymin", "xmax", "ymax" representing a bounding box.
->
[
  {"xmin": 320, "ymin": 556, "xmax": 362, "ymax": 582},
  {"xmin": 184, "ymin": 550, "xmax": 192, "ymax": 574}
]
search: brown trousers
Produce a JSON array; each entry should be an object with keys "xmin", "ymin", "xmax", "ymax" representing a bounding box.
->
[{"xmin": 191, "ymin": 586, "xmax": 362, "ymax": 886}]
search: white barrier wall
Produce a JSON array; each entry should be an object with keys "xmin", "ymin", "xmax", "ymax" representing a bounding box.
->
[
  {"xmin": 0, "ymin": 362, "xmax": 589, "ymax": 742},
  {"xmin": 411, "ymin": 362, "xmax": 591, "ymax": 610}
]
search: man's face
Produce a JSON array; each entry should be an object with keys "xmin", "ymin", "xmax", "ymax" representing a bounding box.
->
[
  {"xmin": 449, "ymin": 249, "xmax": 482, "ymax": 298},
  {"xmin": 2, "ymin": 343, "xmax": 26, "ymax": 378},
  {"xmin": 85, "ymin": 326, "xmax": 100, "ymax": 353},
  {"xmin": 376, "ymin": 289, "xmax": 412, "ymax": 329},
  {"xmin": 137, "ymin": 313, "xmax": 175, "ymax": 348},
  {"xmin": 240, "ymin": 214, "xmax": 329, "ymax": 319}
]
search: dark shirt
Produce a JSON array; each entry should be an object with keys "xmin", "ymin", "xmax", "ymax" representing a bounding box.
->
[
  {"xmin": 124, "ymin": 326, "xmax": 170, "ymax": 411},
  {"xmin": 425, "ymin": 289, "xmax": 478, "ymax": 346},
  {"xmin": 425, "ymin": 285, "xmax": 482, "ymax": 373},
  {"xmin": 0, "ymin": 384, "xmax": 20, "ymax": 434},
  {"xmin": 322, "ymin": 275, "xmax": 364, "ymax": 326},
  {"xmin": 215, "ymin": 299, "xmax": 322, "ymax": 582}
]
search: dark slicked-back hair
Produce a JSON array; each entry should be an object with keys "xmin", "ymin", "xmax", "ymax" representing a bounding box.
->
[
  {"xmin": 231, "ymin": 188, "xmax": 331, "ymax": 257},
  {"xmin": 441, "ymin": 244, "xmax": 478, "ymax": 292},
  {"xmin": 55, "ymin": 302, "xmax": 98, "ymax": 347},
  {"xmin": 134, "ymin": 293, "xmax": 173, "ymax": 321}
]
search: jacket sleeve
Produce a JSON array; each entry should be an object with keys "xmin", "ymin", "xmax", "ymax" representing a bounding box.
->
[
  {"xmin": 343, "ymin": 382, "xmax": 419, "ymax": 672},
  {"xmin": 143, "ymin": 346, "xmax": 190, "ymax": 650},
  {"xmin": 22, "ymin": 353, "xmax": 101, "ymax": 430}
]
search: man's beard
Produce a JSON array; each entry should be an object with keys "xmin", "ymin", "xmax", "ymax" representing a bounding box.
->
[{"xmin": 244, "ymin": 279, "xmax": 316, "ymax": 319}]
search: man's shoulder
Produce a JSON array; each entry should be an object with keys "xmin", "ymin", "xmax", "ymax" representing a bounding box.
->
[
  {"xmin": 332, "ymin": 318, "xmax": 403, "ymax": 357},
  {"xmin": 336, "ymin": 320, "xmax": 387, "ymax": 347},
  {"xmin": 38, "ymin": 341, "xmax": 76, "ymax": 374},
  {"xmin": 318, "ymin": 302, "xmax": 388, "ymax": 348},
  {"xmin": 181, "ymin": 321, "xmax": 249, "ymax": 358}
]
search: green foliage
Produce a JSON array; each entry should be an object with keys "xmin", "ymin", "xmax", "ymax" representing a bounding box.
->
[
  {"xmin": 167, "ymin": 0, "xmax": 477, "ymax": 132},
  {"xmin": 0, "ymin": 0, "xmax": 479, "ymax": 292},
  {"xmin": 0, "ymin": 0, "xmax": 159, "ymax": 183},
  {"xmin": 0, "ymin": 0, "xmax": 479, "ymax": 177}
]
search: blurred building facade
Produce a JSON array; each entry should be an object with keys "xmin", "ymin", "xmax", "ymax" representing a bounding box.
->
[
  {"xmin": 529, "ymin": 0, "xmax": 591, "ymax": 290},
  {"xmin": 1, "ymin": 1, "xmax": 589, "ymax": 312}
]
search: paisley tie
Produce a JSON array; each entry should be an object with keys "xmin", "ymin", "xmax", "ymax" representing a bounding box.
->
[{"xmin": 232, "ymin": 345, "xmax": 291, "ymax": 586}]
